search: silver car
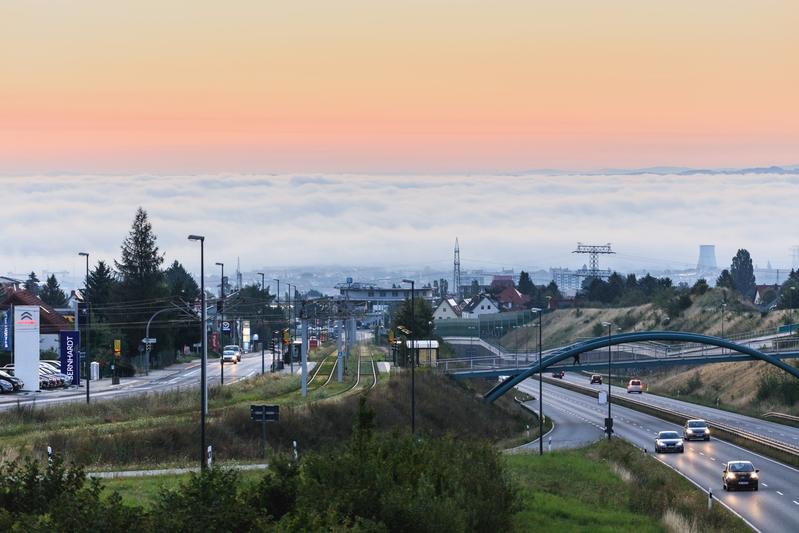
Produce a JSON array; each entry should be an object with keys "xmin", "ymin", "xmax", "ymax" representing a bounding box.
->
[
  {"xmin": 684, "ymin": 419, "xmax": 711, "ymax": 441},
  {"xmin": 655, "ymin": 431, "xmax": 684, "ymax": 453}
]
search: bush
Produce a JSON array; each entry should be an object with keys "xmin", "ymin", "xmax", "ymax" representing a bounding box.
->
[{"xmin": 592, "ymin": 323, "xmax": 605, "ymax": 337}]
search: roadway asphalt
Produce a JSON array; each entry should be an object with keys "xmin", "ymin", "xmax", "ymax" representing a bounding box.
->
[
  {"xmin": 0, "ymin": 351, "xmax": 311, "ymax": 412},
  {"xmin": 517, "ymin": 378, "xmax": 799, "ymax": 533},
  {"xmin": 559, "ymin": 372, "xmax": 799, "ymax": 449}
]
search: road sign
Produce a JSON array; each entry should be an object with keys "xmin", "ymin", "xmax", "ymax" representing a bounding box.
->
[
  {"xmin": 250, "ymin": 404, "xmax": 279, "ymax": 422},
  {"xmin": 222, "ymin": 321, "xmax": 231, "ymax": 332},
  {"xmin": 141, "ymin": 337, "xmax": 157, "ymax": 345}
]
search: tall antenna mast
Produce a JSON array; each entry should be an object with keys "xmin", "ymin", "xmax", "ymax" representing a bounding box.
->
[{"xmin": 453, "ymin": 238, "xmax": 461, "ymax": 298}]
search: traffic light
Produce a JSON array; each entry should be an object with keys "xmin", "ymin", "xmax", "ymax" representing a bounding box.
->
[
  {"xmin": 282, "ymin": 329, "xmax": 290, "ymax": 345},
  {"xmin": 216, "ymin": 300, "xmax": 224, "ymax": 313}
]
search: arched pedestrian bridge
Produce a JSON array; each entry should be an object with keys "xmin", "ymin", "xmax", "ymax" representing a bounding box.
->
[{"xmin": 440, "ymin": 331, "xmax": 799, "ymax": 403}]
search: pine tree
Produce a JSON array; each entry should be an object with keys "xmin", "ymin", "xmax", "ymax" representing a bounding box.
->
[
  {"xmin": 165, "ymin": 260, "xmax": 200, "ymax": 303},
  {"xmin": 716, "ymin": 269, "xmax": 734, "ymax": 289},
  {"xmin": 40, "ymin": 274, "xmax": 68, "ymax": 307},
  {"xmin": 114, "ymin": 208, "xmax": 168, "ymax": 358},
  {"xmin": 730, "ymin": 249, "xmax": 756, "ymax": 300},
  {"xmin": 518, "ymin": 271, "xmax": 534, "ymax": 295},
  {"xmin": 85, "ymin": 260, "xmax": 118, "ymax": 321},
  {"xmin": 24, "ymin": 272, "xmax": 40, "ymax": 296}
]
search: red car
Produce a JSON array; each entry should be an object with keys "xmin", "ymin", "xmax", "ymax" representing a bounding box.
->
[{"xmin": 551, "ymin": 369, "xmax": 565, "ymax": 379}]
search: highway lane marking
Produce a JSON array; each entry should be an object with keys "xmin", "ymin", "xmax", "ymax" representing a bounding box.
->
[
  {"xmin": 699, "ymin": 452, "xmax": 705, "ymax": 456},
  {"xmin": 710, "ymin": 457, "xmax": 716, "ymax": 461},
  {"xmin": 777, "ymin": 491, "xmax": 784, "ymax": 496},
  {"xmin": 794, "ymin": 500, "xmax": 799, "ymax": 506},
  {"xmin": 761, "ymin": 482, "xmax": 768, "ymax": 487}
]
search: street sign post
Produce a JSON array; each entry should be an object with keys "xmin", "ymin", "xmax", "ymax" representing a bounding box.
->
[
  {"xmin": 112, "ymin": 339, "xmax": 121, "ymax": 384},
  {"xmin": 251, "ymin": 405, "xmax": 279, "ymax": 457},
  {"xmin": 222, "ymin": 321, "xmax": 231, "ymax": 333}
]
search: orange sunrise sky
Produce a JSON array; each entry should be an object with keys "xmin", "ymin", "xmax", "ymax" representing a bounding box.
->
[{"xmin": 1, "ymin": 0, "xmax": 797, "ymax": 173}]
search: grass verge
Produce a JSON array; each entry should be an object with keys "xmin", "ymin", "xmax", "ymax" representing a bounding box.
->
[{"xmin": 507, "ymin": 439, "xmax": 749, "ymax": 533}]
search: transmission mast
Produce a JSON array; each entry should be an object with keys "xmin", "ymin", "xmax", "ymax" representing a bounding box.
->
[
  {"xmin": 572, "ymin": 243, "xmax": 615, "ymax": 279},
  {"xmin": 453, "ymin": 238, "xmax": 462, "ymax": 298}
]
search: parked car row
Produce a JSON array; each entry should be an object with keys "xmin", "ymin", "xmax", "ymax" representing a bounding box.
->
[{"xmin": 0, "ymin": 361, "xmax": 71, "ymax": 391}]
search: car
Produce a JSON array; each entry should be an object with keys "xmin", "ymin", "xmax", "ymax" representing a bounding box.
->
[
  {"xmin": 0, "ymin": 380, "xmax": 13, "ymax": 394},
  {"xmin": 684, "ymin": 419, "xmax": 711, "ymax": 441},
  {"xmin": 723, "ymin": 461, "xmax": 759, "ymax": 491},
  {"xmin": 551, "ymin": 370, "xmax": 565, "ymax": 379},
  {"xmin": 627, "ymin": 379, "xmax": 643, "ymax": 393},
  {"xmin": 654, "ymin": 431, "xmax": 684, "ymax": 453},
  {"xmin": 222, "ymin": 349, "xmax": 238, "ymax": 364},
  {"xmin": 0, "ymin": 370, "xmax": 23, "ymax": 391},
  {"xmin": 590, "ymin": 374, "xmax": 603, "ymax": 384},
  {"xmin": 223, "ymin": 345, "xmax": 243, "ymax": 362}
]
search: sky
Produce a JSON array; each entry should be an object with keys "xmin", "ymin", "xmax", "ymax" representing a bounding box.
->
[
  {"xmin": 1, "ymin": 1, "xmax": 797, "ymax": 173},
  {"xmin": 2, "ymin": 2, "xmax": 797, "ymax": 280},
  {"xmin": 2, "ymin": 172, "xmax": 798, "ymax": 281}
]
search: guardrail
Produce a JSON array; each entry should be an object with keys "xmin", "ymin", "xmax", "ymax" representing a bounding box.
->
[
  {"xmin": 763, "ymin": 411, "xmax": 799, "ymax": 424},
  {"xmin": 542, "ymin": 377, "xmax": 799, "ymax": 462}
]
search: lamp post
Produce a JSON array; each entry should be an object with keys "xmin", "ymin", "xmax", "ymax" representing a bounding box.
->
[
  {"xmin": 258, "ymin": 272, "xmax": 265, "ymax": 374},
  {"xmin": 273, "ymin": 278, "xmax": 280, "ymax": 371},
  {"xmin": 529, "ymin": 308, "xmax": 543, "ymax": 454},
  {"xmin": 402, "ymin": 279, "xmax": 416, "ymax": 435},
  {"xmin": 602, "ymin": 321, "xmax": 614, "ymax": 440},
  {"xmin": 187, "ymin": 235, "xmax": 207, "ymax": 470},
  {"xmin": 720, "ymin": 301, "xmax": 727, "ymax": 355},
  {"xmin": 216, "ymin": 262, "xmax": 224, "ymax": 385},
  {"xmin": 287, "ymin": 283, "xmax": 295, "ymax": 374},
  {"xmin": 78, "ymin": 252, "xmax": 90, "ymax": 404}
]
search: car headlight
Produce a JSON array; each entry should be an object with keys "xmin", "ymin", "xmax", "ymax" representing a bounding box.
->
[
  {"xmin": 676, "ymin": 439, "xmax": 683, "ymax": 445},
  {"xmin": 705, "ymin": 428, "xmax": 710, "ymax": 434},
  {"xmin": 656, "ymin": 440, "xmax": 663, "ymax": 446},
  {"xmin": 686, "ymin": 429, "xmax": 693, "ymax": 434},
  {"xmin": 726, "ymin": 473, "xmax": 736, "ymax": 480},
  {"xmin": 750, "ymin": 472, "xmax": 758, "ymax": 480}
]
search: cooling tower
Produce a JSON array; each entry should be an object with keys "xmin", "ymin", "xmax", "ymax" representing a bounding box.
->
[{"xmin": 697, "ymin": 245, "xmax": 717, "ymax": 272}]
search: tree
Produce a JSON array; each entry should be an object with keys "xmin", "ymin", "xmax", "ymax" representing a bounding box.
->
[
  {"xmin": 85, "ymin": 260, "xmax": 117, "ymax": 309},
  {"xmin": 391, "ymin": 297, "xmax": 434, "ymax": 339},
  {"xmin": 518, "ymin": 271, "xmax": 534, "ymax": 296},
  {"xmin": 716, "ymin": 269, "xmax": 734, "ymax": 289},
  {"xmin": 469, "ymin": 280, "xmax": 480, "ymax": 297},
  {"xmin": 691, "ymin": 278, "xmax": 709, "ymax": 295},
  {"xmin": 24, "ymin": 272, "xmax": 40, "ymax": 296},
  {"xmin": 165, "ymin": 261, "xmax": 200, "ymax": 303},
  {"xmin": 114, "ymin": 208, "xmax": 168, "ymax": 359},
  {"xmin": 730, "ymin": 249, "xmax": 756, "ymax": 300},
  {"xmin": 39, "ymin": 275, "xmax": 67, "ymax": 307}
]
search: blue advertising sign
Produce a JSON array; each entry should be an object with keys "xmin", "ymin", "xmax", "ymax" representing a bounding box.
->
[
  {"xmin": 59, "ymin": 331, "xmax": 81, "ymax": 386},
  {"xmin": 0, "ymin": 310, "xmax": 11, "ymax": 352}
]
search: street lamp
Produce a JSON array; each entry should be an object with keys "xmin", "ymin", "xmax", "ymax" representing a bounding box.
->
[
  {"xmin": 287, "ymin": 283, "xmax": 295, "ymax": 374},
  {"xmin": 215, "ymin": 262, "xmax": 224, "ymax": 385},
  {"xmin": 78, "ymin": 252, "xmax": 90, "ymax": 404},
  {"xmin": 273, "ymin": 278, "xmax": 280, "ymax": 372},
  {"xmin": 530, "ymin": 307, "xmax": 543, "ymax": 455},
  {"xmin": 720, "ymin": 301, "xmax": 727, "ymax": 355},
  {"xmin": 602, "ymin": 321, "xmax": 614, "ymax": 440},
  {"xmin": 187, "ymin": 235, "xmax": 208, "ymax": 470},
  {"xmin": 258, "ymin": 272, "xmax": 266, "ymax": 374},
  {"xmin": 402, "ymin": 279, "xmax": 416, "ymax": 435}
]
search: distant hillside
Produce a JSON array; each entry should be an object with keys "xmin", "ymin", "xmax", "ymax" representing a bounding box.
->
[{"xmin": 499, "ymin": 288, "xmax": 799, "ymax": 416}]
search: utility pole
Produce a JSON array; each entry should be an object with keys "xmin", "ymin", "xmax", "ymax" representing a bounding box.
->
[
  {"xmin": 187, "ymin": 235, "xmax": 207, "ymax": 470},
  {"xmin": 337, "ymin": 318, "xmax": 344, "ymax": 383},
  {"xmin": 273, "ymin": 278, "xmax": 280, "ymax": 370},
  {"xmin": 301, "ymin": 316, "xmax": 309, "ymax": 397},
  {"xmin": 402, "ymin": 279, "xmax": 416, "ymax": 435},
  {"xmin": 216, "ymin": 262, "xmax": 224, "ymax": 385},
  {"xmin": 78, "ymin": 252, "xmax": 90, "ymax": 404},
  {"xmin": 259, "ymin": 272, "xmax": 265, "ymax": 374}
]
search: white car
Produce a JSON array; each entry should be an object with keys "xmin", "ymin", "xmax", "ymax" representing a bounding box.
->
[
  {"xmin": 223, "ymin": 345, "xmax": 243, "ymax": 362},
  {"xmin": 222, "ymin": 350, "xmax": 238, "ymax": 364},
  {"xmin": 684, "ymin": 419, "xmax": 711, "ymax": 441},
  {"xmin": 627, "ymin": 379, "xmax": 643, "ymax": 393}
]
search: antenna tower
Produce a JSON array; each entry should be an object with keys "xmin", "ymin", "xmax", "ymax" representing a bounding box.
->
[
  {"xmin": 453, "ymin": 238, "xmax": 461, "ymax": 298},
  {"xmin": 572, "ymin": 243, "xmax": 615, "ymax": 279}
]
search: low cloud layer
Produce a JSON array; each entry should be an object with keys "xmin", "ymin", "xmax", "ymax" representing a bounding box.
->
[{"xmin": 1, "ymin": 173, "xmax": 798, "ymax": 281}]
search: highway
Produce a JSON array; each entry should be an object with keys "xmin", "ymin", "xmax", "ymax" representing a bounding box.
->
[
  {"xmin": 0, "ymin": 350, "xmax": 305, "ymax": 412},
  {"xmin": 560, "ymin": 372, "xmax": 799, "ymax": 449},
  {"xmin": 519, "ymin": 378, "xmax": 799, "ymax": 532}
]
